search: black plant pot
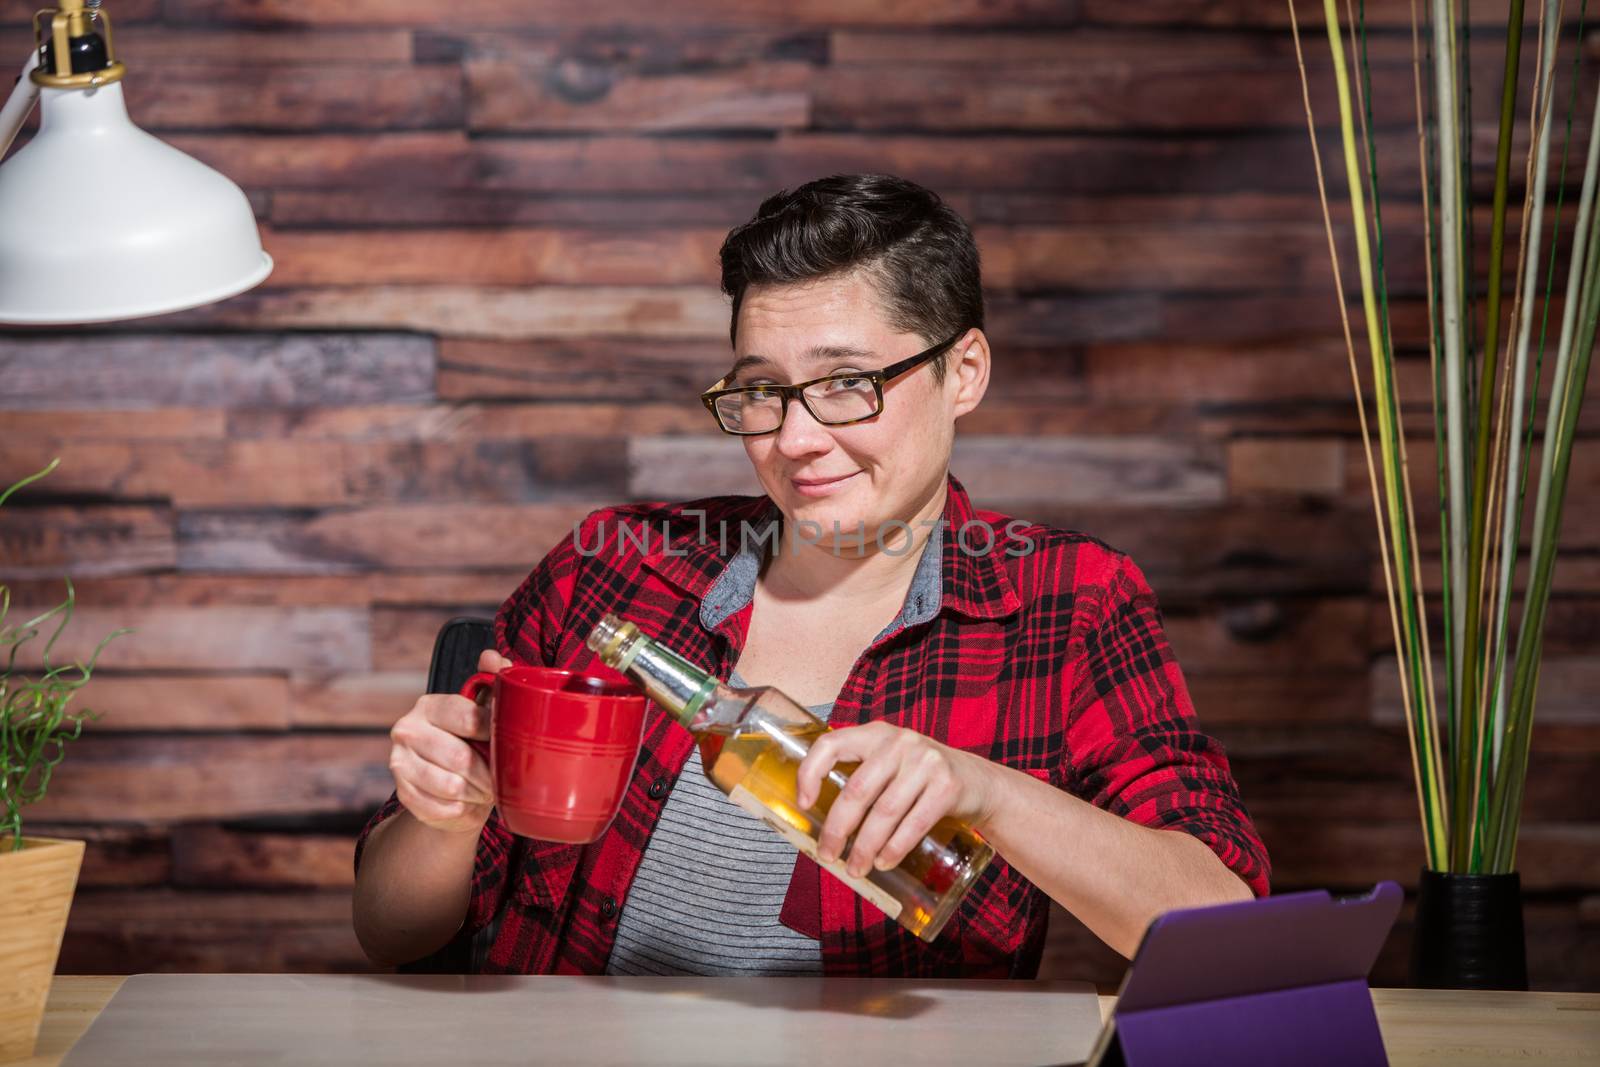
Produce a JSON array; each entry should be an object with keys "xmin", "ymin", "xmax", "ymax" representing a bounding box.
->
[{"xmin": 1410, "ymin": 868, "xmax": 1528, "ymax": 990}]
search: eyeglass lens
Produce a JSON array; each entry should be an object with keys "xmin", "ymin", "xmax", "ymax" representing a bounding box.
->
[{"xmin": 713, "ymin": 377, "xmax": 878, "ymax": 433}]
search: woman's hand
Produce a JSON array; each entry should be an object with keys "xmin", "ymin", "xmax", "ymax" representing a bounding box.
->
[
  {"xmin": 386, "ymin": 648, "xmax": 511, "ymax": 837},
  {"xmin": 795, "ymin": 722, "xmax": 1001, "ymax": 878}
]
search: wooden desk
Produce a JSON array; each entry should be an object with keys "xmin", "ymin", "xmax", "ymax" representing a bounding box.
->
[{"xmin": 22, "ymin": 975, "xmax": 1600, "ymax": 1066}]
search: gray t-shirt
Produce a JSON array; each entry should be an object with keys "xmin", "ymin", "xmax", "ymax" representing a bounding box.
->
[{"xmin": 603, "ymin": 670, "xmax": 834, "ymax": 976}]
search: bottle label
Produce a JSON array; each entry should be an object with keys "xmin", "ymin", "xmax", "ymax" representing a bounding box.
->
[{"xmin": 728, "ymin": 784, "xmax": 904, "ymax": 921}]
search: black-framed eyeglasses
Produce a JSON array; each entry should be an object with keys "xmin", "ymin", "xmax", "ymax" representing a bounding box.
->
[{"xmin": 700, "ymin": 331, "xmax": 964, "ymax": 436}]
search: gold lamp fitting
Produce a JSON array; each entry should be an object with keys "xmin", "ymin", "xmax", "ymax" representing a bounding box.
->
[{"xmin": 30, "ymin": 0, "xmax": 126, "ymax": 90}]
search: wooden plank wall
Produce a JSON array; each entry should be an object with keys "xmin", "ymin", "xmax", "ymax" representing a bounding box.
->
[{"xmin": 1, "ymin": 0, "xmax": 1596, "ymax": 989}]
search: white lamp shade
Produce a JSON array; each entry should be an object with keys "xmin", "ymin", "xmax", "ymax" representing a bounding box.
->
[{"xmin": 0, "ymin": 81, "xmax": 272, "ymax": 324}]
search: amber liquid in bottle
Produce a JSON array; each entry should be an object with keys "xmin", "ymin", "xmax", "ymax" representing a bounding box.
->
[{"xmin": 587, "ymin": 613, "xmax": 994, "ymax": 942}]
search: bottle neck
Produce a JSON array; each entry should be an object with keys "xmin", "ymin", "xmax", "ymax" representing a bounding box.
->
[{"xmin": 608, "ymin": 630, "xmax": 717, "ymax": 729}]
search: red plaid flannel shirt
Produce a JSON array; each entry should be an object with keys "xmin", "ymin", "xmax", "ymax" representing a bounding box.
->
[{"xmin": 355, "ymin": 474, "xmax": 1269, "ymax": 977}]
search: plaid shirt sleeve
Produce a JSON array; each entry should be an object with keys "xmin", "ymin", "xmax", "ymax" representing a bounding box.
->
[
  {"xmin": 352, "ymin": 522, "xmax": 586, "ymax": 966},
  {"xmin": 1066, "ymin": 554, "xmax": 1271, "ymax": 897}
]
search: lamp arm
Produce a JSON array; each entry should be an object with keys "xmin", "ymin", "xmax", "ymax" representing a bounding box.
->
[{"xmin": 0, "ymin": 48, "xmax": 42, "ymax": 162}]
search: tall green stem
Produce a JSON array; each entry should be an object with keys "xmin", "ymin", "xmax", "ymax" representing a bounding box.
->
[
  {"xmin": 1491, "ymin": 0, "xmax": 1565, "ymax": 791},
  {"xmin": 1488, "ymin": 181, "xmax": 1600, "ymax": 870},
  {"xmin": 1432, "ymin": 0, "xmax": 1469, "ymax": 844},
  {"xmin": 1456, "ymin": 0, "xmax": 1525, "ymax": 869}
]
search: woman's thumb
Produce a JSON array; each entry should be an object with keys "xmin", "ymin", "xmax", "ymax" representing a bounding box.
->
[{"xmin": 478, "ymin": 648, "xmax": 513, "ymax": 672}]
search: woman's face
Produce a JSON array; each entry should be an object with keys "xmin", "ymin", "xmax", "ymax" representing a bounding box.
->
[{"xmin": 728, "ymin": 270, "xmax": 986, "ymax": 551}]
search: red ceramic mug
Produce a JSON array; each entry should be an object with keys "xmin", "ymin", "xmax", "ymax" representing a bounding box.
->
[{"xmin": 459, "ymin": 665, "xmax": 647, "ymax": 843}]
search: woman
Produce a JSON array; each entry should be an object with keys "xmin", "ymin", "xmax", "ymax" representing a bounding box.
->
[{"xmin": 352, "ymin": 174, "xmax": 1269, "ymax": 978}]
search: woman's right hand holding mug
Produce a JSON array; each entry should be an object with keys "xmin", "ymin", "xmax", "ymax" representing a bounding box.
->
[{"xmin": 388, "ymin": 648, "xmax": 512, "ymax": 836}]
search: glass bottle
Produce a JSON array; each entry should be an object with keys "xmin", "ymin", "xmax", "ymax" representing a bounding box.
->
[{"xmin": 586, "ymin": 613, "xmax": 994, "ymax": 942}]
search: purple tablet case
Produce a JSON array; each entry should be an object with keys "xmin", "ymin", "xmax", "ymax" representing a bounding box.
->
[{"xmin": 1086, "ymin": 881, "xmax": 1402, "ymax": 1067}]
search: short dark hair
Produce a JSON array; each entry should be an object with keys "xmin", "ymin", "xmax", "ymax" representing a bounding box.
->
[{"xmin": 718, "ymin": 174, "xmax": 983, "ymax": 384}]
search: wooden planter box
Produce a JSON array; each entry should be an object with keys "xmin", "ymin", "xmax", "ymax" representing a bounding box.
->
[{"xmin": 0, "ymin": 837, "xmax": 84, "ymax": 1062}]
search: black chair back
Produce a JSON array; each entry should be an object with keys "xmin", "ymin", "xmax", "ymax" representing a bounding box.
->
[{"xmin": 427, "ymin": 616, "xmax": 494, "ymax": 696}]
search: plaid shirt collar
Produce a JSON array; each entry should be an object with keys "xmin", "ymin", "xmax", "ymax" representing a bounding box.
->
[{"xmin": 637, "ymin": 473, "xmax": 1022, "ymax": 626}]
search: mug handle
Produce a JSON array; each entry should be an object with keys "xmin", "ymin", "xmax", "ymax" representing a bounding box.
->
[{"xmin": 459, "ymin": 671, "xmax": 498, "ymax": 764}]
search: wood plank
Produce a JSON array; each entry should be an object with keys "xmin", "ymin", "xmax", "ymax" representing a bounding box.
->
[
  {"xmin": 64, "ymin": 883, "xmax": 361, "ymax": 927},
  {"xmin": 437, "ymin": 339, "xmax": 721, "ymax": 402},
  {"xmin": 1256, "ymin": 820, "xmax": 1600, "ymax": 891},
  {"xmin": 372, "ymin": 607, "xmax": 497, "ymax": 672},
  {"xmin": 627, "ymin": 435, "xmax": 1227, "ymax": 507},
  {"xmin": 1162, "ymin": 597, "xmax": 1371, "ymax": 673},
  {"xmin": 979, "ymin": 345, "xmax": 1087, "ymax": 403},
  {"xmin": 349, "ymin": 438, "xmax": 630, "ymax": 504},
  {"xmin": 165, "ymin": 0, "xmax": 1082, "ymax": 28},
  {"xmin": 269, "ymin": 189, "xmax": 754, "ymax": 228},
  {"xmin": 976, "ymin": 190, "xmax": 1330, "ymax": 224},
  {"xmin": 1227, "ymin": 438, "xmax": 1347, "ymax": 497},
  {"xmin": 1343, "ymin": 438, "xmax": 1600, "ymax": 550},
  {"xmin": 972, "ymin": 190, "xmax": 1496, "ymax": 228},
  {"xmin": 1079, "ymin": 339, "xmax": 1600, "ymax": 425},
  {"xmin": 1037, "ymin": 902, "xmax": 1128, "ymax": 988},
  {"xmin": 833, "ymin": 26, "xmax": 1555, "ymax": 65},
  {"xmin": 1394, "ymin": 554, "xmax": 1600, "ymax": 596},
  {"xmin": 1082, "ymin": 0, "xmax": 1520, "ymax": 28},
  {"xmin": 1210, "ymin": 281, "xmax": 1553, "ymax": 347},
  {"xmin": 266, "ymin": 228, "xmax": 725, "ymax": 286},
  {"xmin": 1255, "ymin": 820, "xmax": 1426, "ymax": 890},
  {"xmin": 0, "ymin": 410, "xmax": 225, "ymax": 441},
  {"xmin": 0, "ymin": 334, "xmax": 434, "ymax": 409},
  {"xmin": 0, "ymin": 606, "xmax": 369, "ymax": 673},
  {"xmin": 0, "ymin": 441, "xmax": 348, "ymax": 508},
  {"xmin": 0, "ymin": 506, "xmax": 175, "ymax": 578},
  {"xmin": 415, "ymin": 27, "xmax": 828, "ymax": 65},
  {"xmin": 955, "ymin": 435, "xmax": 1226, "ymax": 507},
  {"xmin": 57, "ymin": 889, "xmax": 369, "ymax": 974},
  {"xmin": 0, "ymin": 572, "xmax": 530, "ymax": 610},
  {"xmin": 121, "ymin": 63, "xmax": 461, "ymax": 131},
  {"xmin": 467, "ymin": 58, "xmax": 810, "ymax": 132},
  {"xmin": 1020, "ymin": 503, "xmax": 1375, "ymax": 599},
  {"xmin": 177, "ymin": 503, "xmax": 599, "ymax": 573},
  {"xmin": 289, "ymin": 670, "xmax": 427, "ymax": 729},
  {"xmin": 978, "ymin": 223, "xmax": 1327, "ymax": 291},
  {"xmin": 73, "ymin": 674, "xmax": 291, "ymax": 732},
  {"xmin": 156, "ymin": 124, "xmax": 1524, "ymax": 198},
  {"xmin": 164, "ymin": 285, "xmax": 730, "ymax": 340},
  {"xmin": 228, "ymin": 402, "xmax": 712, "ymax": 439},
  {"xmin": 1020, "ymin": 211, "xmax": 1568, "ymax": 299},
  {"xmin": 1081, "ymin": 340, "xmax": 1429, "ymax": 403},
  {"xmin": 79, "ymin": 27, "xmax": 413, "ymax": 63},
  {"xmin": 1187, "ymin": 672, "xmax": 1367, "ymax": 726},
  {"xmin": 465, "ymin": 131, "xmax": 1330, "ymax": 194},
  {"xmin": 835, "ymin": 28, "xmax": 1209, "ymax": 65},
  {"xmin": 1365, "ymin": 594, "xmax": 1600, "ymax": 661},
  {"xmin": 25, "ymin": 736, "xmax": 391, "ymax": 822},
  {"xmin": 988, "ymin": 292, "xmax": 1342, "ymax": 345},
  {"xmin": 622, "ymin": 436, "xmax": 756, "ymax": 500},
  {"xmin": 171, "ymin": 826, "xmax": 356, "ymax": 888},
  {"xmin": 0, "ymin": 0, "xmax": 157, "ymax": 24},
  {"xmin": 816, "ymin": 59, "xmax": 1417, "ymax": 133},
  {"xmin": 1, "ymin": 435, "xmax": 617, "ymax": 508},
  {"xmin": 165, "ymin": 132, "xmax": 477, "ymax": 188},
  {"xmin": 958, "ymin": 402, "xmax": 1197, "ymax": 437},
  {"xmin": 1371, "ymin": 655, "xmax": 1600, "ymax": 730},
  {"xmin": 1228, "ymin": 731, "xmax": 1600, "ymax": 824},
  {"xmin": 1368, "ymin": 905, "xmax": 1599, "ymax": 991},
  {"xmin": 0, "ymin": 438, "xmax": 627, "ymax": 507},
  {"xmin": 17, "ymin": 826, "xmax": 171, "ymax": 888},
  {"xmin": 159, "ymin": 128, "xmax": 1472, "ymax": 195}
]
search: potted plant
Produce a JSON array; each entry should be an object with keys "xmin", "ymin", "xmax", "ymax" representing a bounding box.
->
[
  {"xmin": 1290, "ymin": 1, "xmax": 1596, "ymax": 988},
  {"xmin": 0, "ymin": 459, "xmax": 124, "ymax": 1061}
]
